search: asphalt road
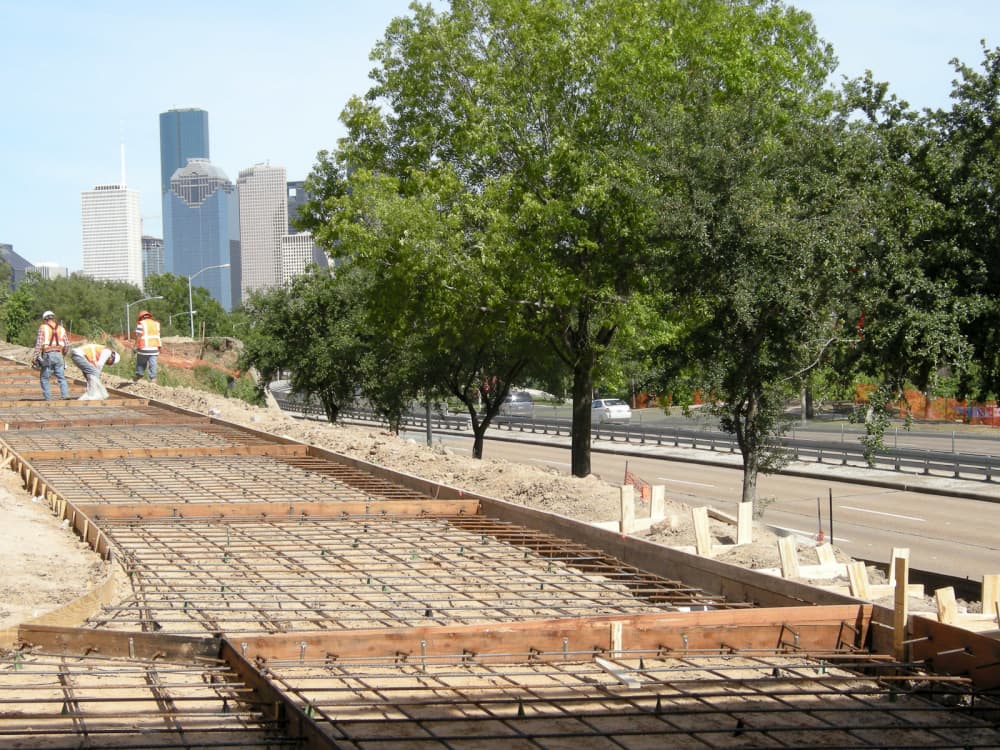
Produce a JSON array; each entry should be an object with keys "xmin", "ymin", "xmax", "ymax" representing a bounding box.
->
[{"xmin": 414, "ymin": 429, "xmax": 1000, "ymax": 584}]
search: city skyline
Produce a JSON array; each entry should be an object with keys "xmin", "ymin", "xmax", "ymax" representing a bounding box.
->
[{"xmin": 1, "ymin": 0, "xmax": 996, "ymax": 273}]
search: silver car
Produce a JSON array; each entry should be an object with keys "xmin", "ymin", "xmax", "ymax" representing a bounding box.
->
[
  {"xmin": 500, "ymin": 391, "xmax": 534, "ymax": 417},
  {"xmin": 592, "ymin": 398, "xmax": 631, "ymax": 424}
]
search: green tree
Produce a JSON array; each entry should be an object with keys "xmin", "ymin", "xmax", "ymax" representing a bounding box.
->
[
  {"xmin": 305, "ymin": 0, "xmax": 834, "ymax": 477},
  {"xmin": 240, "ymin": 265, "xmax": 370, "ymax": 423},
  {"xmin": 144, "ymin": 273, "xmax": 230, "ymax": 338},
  {"xmin": 925, "ymin": 45, "xmax": 1000, "ymax": 400},
  {"xmin": 645, "ymin": 5, "xmax": 860, "ymax": 505}
]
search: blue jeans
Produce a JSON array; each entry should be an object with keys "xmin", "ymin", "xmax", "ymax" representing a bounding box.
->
[
  {"xmin": 135, "ymin": 352, "xmax": 158, "ymax": 380},
  {"xmin": 39, "ymin": 352, "xmax": 69, "ymax": 400}
]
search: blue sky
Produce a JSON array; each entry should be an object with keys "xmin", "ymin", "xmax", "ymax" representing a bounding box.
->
[{"xmin": 1, "ymin": 1, "xmax": 996, "ymax": 273}]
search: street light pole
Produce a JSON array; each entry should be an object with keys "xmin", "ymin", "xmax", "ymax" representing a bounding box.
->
[
  {"xmin": 188, "ymin": 263, "xmax": 230, "ymax": 339},
  {"xmin": 125, "ymin": 295, "xmax": 164, "ymax": 341}
]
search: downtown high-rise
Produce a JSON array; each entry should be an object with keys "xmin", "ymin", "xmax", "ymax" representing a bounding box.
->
[
  {"xmin": 166, "ymin": 159, "xmax": 239, "ymax": 310},
  {"xmin": 160, "ymin": 109, "xmax": 239, "ymax": 310},
  {"xmin": 81, "ymin": 184, "xmax": 143, "ymax": 287},
  {"xmin": 237, "ymin": 163, "xmax": 287, "ymax": 304}
]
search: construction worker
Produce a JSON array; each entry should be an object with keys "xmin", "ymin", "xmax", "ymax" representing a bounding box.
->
[
  {"xmin": 70, "ymin": 343, "xmax": 119, "ymax": 400},
  {"xmin": 133, "ymin": 310, "xmax": 161, "ymax": 381},
  {"xmin": 31, "ymin": 310, "xmax": 70, "ymax": 400}
]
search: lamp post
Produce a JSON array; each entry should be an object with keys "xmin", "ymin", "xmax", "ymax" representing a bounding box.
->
[
  {"xmin": 167, "ymin": 311, "xmax": 195, "ymax": 327},
  {"xmin": 125, "ymin": 295, "xmax": 164, "ymax": 341},
  {"xmin": 187, "ymin": 263, "xmax": 230, "ymax": 338}
]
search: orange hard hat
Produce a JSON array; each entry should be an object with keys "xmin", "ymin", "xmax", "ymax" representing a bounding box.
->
[{"xmin": 137, "ymin": 310, "xmax": 152, "ymax": 321}]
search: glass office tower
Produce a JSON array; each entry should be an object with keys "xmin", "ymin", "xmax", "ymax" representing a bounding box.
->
[
  {"xmin": 160, "ymin": 108, "xmax": 210, "ymax": 272},
  {"xmin": 167, "ymin": 159, "xmax": 239, "ymax": 311}
]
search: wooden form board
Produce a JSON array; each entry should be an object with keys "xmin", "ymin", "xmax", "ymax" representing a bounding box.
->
[{"xmin": 235, "ymin": 604, "xmax": 874, "ymax": 662}]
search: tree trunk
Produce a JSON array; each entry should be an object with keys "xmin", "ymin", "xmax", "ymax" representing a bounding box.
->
[
  {"xmin": 741, "ymin": 460, "xmax": 758, "ymax": 506},
  {"xmin": 472, "ymin": 424, "xmax": 486, "ymax": 459},
  {"xmin": 570, "ymin": 359, "xmax": 593, "ymax": 477}
]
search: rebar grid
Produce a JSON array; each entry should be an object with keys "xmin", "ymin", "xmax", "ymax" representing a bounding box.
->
[
  {"xmin": 256, "ymin": 650, "xmax": 1000, "ymax": 749},
  {"xmin": 0, "ymin": 423, "xmax": 272, "ymax": 453},
  {"xmin": 0, "ymin": 651, "xmax": 302, "ymax": 749},
  {"xmin": 30, "ymin": 454, "xmax": 372, "ymax": 506},
  {"xmin": 91, "ymin": 515, "xmax": 727, "ymax": 635},
  {"xmin": 0, "ymin": 403, "xmax": 186, "ymax": 430}
]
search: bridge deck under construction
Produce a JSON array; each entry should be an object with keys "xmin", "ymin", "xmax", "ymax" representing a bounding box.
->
[{"xmin": 0, "ymin": 353, "xmax": 998, "ymax": 748}]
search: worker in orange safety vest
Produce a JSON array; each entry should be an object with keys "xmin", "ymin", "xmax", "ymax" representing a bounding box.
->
[
  {"xmin": 31, "ymin": 310, "xmax": 70, "ymax": 400},
  {"xmin": 70, "ymin": 343, "xmax": 120, "ymax": 400},
  {"xmin": 133, "ymin": 310, "xmax": 162, "ymax": 382}
]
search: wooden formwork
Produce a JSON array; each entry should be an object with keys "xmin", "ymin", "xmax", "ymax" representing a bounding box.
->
[{"xmin": 0, "ymin": 355, "xmax": 998, "ymax": 748}]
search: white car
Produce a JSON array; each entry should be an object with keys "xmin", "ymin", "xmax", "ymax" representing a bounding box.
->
[{"xmin": 592, "ymin": 398, "xmax": 631, "ymax": 424}]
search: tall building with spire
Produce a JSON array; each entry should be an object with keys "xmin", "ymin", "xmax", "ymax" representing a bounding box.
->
[
  {"xmin": 166, "ymin": 159, "xmax": 239, "ymax": 310},
  {"xmin": 237, "ymin": 163, "xmax": 287, "ymax": 304},
  {"xmin": 159, "ymin": 108, "xmax": 210, "ymax": 269},
  {"xmin": 81, "ymin": 183, "xmax": 143, "ymax": 287}
]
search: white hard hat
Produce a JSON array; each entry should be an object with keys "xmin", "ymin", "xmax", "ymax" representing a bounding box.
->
[
  {"xmin": 41, "ymin": 310, "xmax": 55, "ymax": 320},
  {"xmin": 108, "ymin": 351, "xmax": 120, "ymax": 365}
]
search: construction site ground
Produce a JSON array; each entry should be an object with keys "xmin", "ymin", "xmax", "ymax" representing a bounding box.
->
[{"xmin": 2, "ymin": 340, "xmax": 1000, "ymax": 748}]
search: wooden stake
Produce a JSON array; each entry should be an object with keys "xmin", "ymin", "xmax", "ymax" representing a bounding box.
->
[
  {"xmin": 778, "ymin": 537, "xmax": 800, "ymax": 579},
  {"xmin": 692, "ymin": 507, "xmax": 712, "ymax": 557},
  {"xmin": 982, "ymin": 574, "xmax": 999, "ymax": 621},
  {"xmin": 935, "ymin": 586, "xmax": 957, "ymax": 625},
  {"xmin": 619, "ymin": 485, "xmax": 635, "ymax": 535},
  {"xmin": 888, "ymin": 547, "xmax": 909, "ymax": 587},
  {"xmin": 650, "ymin": 485, "xmax": 665, "ymax": 522},
  {"xmin": 847, "ymin": 561, "xmax": 870, "ymax": 600},
  {"xmin": 893, "ymin": 555, "xmax": 909, "ymax": 663}
]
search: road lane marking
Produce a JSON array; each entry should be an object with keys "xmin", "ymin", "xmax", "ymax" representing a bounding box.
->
[
  {"xmin": 656, "ymin": 477, "xmax": 716, "ymax": 488},
  {"xmin": 531, "ymin": 459, "xmax": 570, "ymax": 467},
  {"xmin": 838, "ymin": 505, "xmax": 925, "ymax": 522}
]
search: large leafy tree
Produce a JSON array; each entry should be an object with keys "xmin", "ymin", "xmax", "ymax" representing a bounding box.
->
[
  {"xmin": 240, "ymin": 265, "xmax": 370, "ymax": 423},
  {"xmin": 652, "ymin": 51, "xmax": 862, "ymax": 505},
  {"xmin": 305, "ymin": 0, "xmax": 834, "ymax": 477},
  {"xmin": 926, "ymin": 45, "xmax": 1000, "ymax": 400}
]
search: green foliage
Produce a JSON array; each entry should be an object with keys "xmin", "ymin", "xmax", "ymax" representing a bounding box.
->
[{"xmin": 239, "ymin": 265, "xmax": 370, "ymax": 423}]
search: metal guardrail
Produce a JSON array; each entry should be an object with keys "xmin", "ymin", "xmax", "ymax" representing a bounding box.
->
[{"xmin": 270, "ymin": 393, "xmax": 998, "ymax": 484}]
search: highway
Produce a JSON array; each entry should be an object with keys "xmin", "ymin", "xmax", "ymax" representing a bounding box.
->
[{"xmin": 415, "ymin": 429, "xmax": 1000, "ymax": 585}]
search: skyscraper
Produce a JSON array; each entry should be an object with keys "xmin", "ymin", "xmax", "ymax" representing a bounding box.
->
[
  {"xmin": 0, "ymin": 243, "xmax": 35, "ymax": 289},
  {"xmin": 237, "ymin": 163, "xmax": 287, "ymax": 303},
  {"xmin": 142, "ymin": 235, "xmax": 164, "ymax": 280},
  {"xmin": 287, "ymin": 180, "xmax": 328, "ymax": 270},
  {"xmin": 166, "ymin": 159, "xmax": 239, "ymax": 311},
  {"xmin": 81, "ymin": 184, "xmax": 143, "ymax": 287},
  {"xmin": 160, "ymin": 108, "xmax": 210, "ymax": 268}
]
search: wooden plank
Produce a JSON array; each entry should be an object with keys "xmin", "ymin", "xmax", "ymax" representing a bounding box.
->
[
  {"xmin": 619, "ymin": 485, "xmax": 635, "ymax": 534},
  {"xmin": 936, "ymin": 586, "xmax": 958, "ymax": 625},
  {"xmin": 594, "ymin": 656, "xmax": 641, "ymax": 689},
  {"xmin": 78, "ymin": 499, "xmax": 483, "ymax": 520},
  {"xmin": 236, "ymin": 605, "xmax": 874, "ymax": 662},
  {"xmin": 778, "ymin": 536, "xmax": 800, "ymax": 579},
  {"xmin": 982, "ymin": 574, "xmax": 999, "ymax": 617},
  {"xmin": 909, "ymin": 616, "xmax": 1000, "ymax": 689},
  {"xmin": 888, "ymin": 547, "xmax": 909, "ymax": 586},
  {"xmin": 692, "ymin": 506, "xmax": 712, "ymax": 557},
  {"xmin": 848, "ymin": 561, "xmax": 870, "ymax": 600},
  {"xmin": 220, "ymin": 641, "xmax": 339, "ymax": 750},
  {"xmin": 18, "ymin": 624, "xmax": 222, "ymax": 662},
  {"xmin": 893, "ymin": 555, "xmax": 909, "ymax": 662},
  {"xmin": 650, "ymin": 485, "xmax": 665, "ymax": 522},
  {"xmin": 816, "ymin": 543, "xmax": 837, "ymax": 566}
]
